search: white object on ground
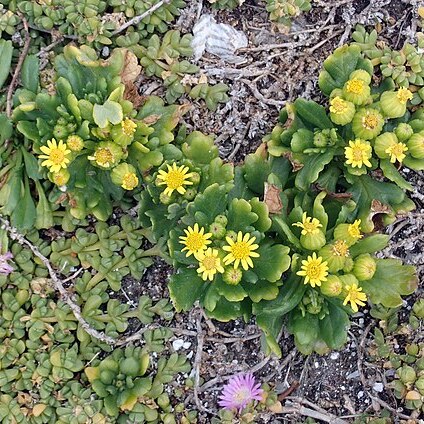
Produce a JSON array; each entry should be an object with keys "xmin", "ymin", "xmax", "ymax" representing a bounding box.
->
[{"xmin": 192, "ymin": 14, "xmax": 248, "ymax": 64}]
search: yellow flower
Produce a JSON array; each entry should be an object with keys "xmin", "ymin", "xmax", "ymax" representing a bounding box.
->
[
  {"xmin": 51, "ymin": 169, "xmax": 70, "ymax": 186},
  {"xmin": 343, "ymin": 283, "xmax": 367, "ymax": 312},
  {"xmin": 329, "ymin": 97, "xmax": 349, "ymax": 114},
  {"xmin": 332, "ymin": 240, "xmax": 350, "ymax": 257},
  {"xmin": 296, "ymin": 252, "xmax": 329, "ymax": 287},
  {"xmin": 222, "ymin": 232, "xmax": 260, "ymax": 271},
  {"xmin": 345, "ymin": 139, "xmax": 372, "ymax": 168},
  {"xmin": 121, "ymin": 118, "xmax": 137, "ymax": 136},
  {"xmin": 179, "ymin": 223, "xmax": 212, "ymax": 257},
  {"xmin": 196, "ymin": 248, "xmax": 224, "ymax": 281},
  {"xmin": 346, "ymin": 78, "xmax": 366, "ymax": 95},
  {"xmin": 293, "ymin": 212, "xmax": 322, "ymax": 235},
  {"xmin": 157, "ymin": 163, "xmax": 194, "ymax": 196},
  {"xmin": 66, "ymin": 135, "xmax": 84, "ymax": 152},
  {"xmin": 39, "ymin": 138, "xmax": 71, "ymax": 173},
  {"xmin": 347, "ymin": 220, "xmax": 363, "ymax": 241},
  {"xmin": 385, "ymin": 142, "xmax": 408, "ymax": 163},
  {"xmin": 397, "ymin": 87, "xmax": 413, "ymax": 104},
  {"xmin": 121, "ymin": 172, "xmax": 139, "ymax": 190},
  {"xmin": 87, "ymin": 142, "xmax": 123, "ymax": 169}
]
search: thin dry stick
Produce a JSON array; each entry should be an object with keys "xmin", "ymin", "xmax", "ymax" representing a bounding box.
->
[
  {"xmin": 6, "ymin": 17, "xmax": 31, "ymax": 118},
  {"xmin": 0, "ymin": 215, "xmax": 116, "ymax": 345},
  {"xmin": 111, "ymin": 0, "xmax": 171, "ymax": 36},
  {"xmin": 193, "ymin": 311, "xmax": 208, "ymax": 412}
]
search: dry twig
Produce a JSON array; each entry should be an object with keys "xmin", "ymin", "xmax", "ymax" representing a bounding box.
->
[
  {"xmin": 0, "ymin": 215, "xmax": 116, "ymax": 345},
  {"xmin": 6, "ymin": 16, "xmax": 31, "ymax": 118},
  {"xmin": 112, "ymin": 0, "xmax": 171, "ymax": 36}
]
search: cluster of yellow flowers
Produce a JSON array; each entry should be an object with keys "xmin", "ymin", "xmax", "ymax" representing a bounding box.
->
[
  {"xmin": 328, "ymin": 69, "xmax": 413, "ymax": 170},
  {"xmin": 293, "ymin": 214, "xmax": 368, "ymax": 313},
  {"xmin": 37, "ymin": 118, "xmax": 139, "ymax": 191},
  {"xmin": 179, "ymin": 224, "xmax": 260, "ymax": 283}
]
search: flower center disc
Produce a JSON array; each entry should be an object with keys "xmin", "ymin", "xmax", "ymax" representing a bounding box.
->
[
  {"xmin": 50, "ymin": 149, "xmax": 65, "ymax": 164},
  {"xmin": 230, "ymin": 242, "xmax": 251, "ymax": 260},
  {"xmin": 165, "ymin": 170, "xmax": 185, "ymax": 189}
]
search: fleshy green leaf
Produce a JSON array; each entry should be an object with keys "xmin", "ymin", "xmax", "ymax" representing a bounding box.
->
[
  {"xmin": 93, "ymin": 101, "xmax": 123, "ymax": 128},
  {"xmin": 169, "ymin": 269, "xmax": 208, "ymax": 311},
  {"xmin": 253, "ymin": 243, "xmax": 291, "ymax": 282},
  {"xmin": 360, "ymin": 259, "xmax": 417, "ymax": 308}
]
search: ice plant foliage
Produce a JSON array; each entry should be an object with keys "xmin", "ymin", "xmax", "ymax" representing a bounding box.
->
[{"xmin": 218, "ymin": 373, "xmax": 263, "ymax": 413}]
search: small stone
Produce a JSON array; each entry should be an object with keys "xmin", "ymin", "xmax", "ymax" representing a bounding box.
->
[
  {"xmin": 183, "ymin": 341, "xmax": 192, "ymax": 349},
  {"xmin": 373, "ymin": 382, "xmax": 384, "ymax": 392},
  {"xmin": 172, "ymin": 339, "xmax": 185, "ymax": 351},
  {"xmin": 347, "ymin": 370, "xmax": 360, "ymax": 379},
  {"xmin": 358, "ymin": 391, "xmax": 364, "ymax": 399},
  {"xmin": 330, "ymin": 352, "xmax": 340, "ymax": 360},
  {"xmin": 314, "ymin": 361, "xmax": 319, "ymax": 368}
]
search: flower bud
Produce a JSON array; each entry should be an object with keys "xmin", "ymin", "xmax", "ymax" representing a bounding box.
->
[
  {"xmin": 209, "ymin": 222, "xmax": 226, "ymax": 239},
  {"xmin": 343, "ymin": 78, "xmax": 371, "ymax": 105},
  {"xmin": 300, "ymin": 230, "xmax": 326, "ymax": 251},
  {"xmin": 159, "ymin": 192, "xmax": 173, "ymax": 205},
  {"xmin": 87, "ymin": 142, "xmax": 123, "ymax": 169},
  {"xmin": 343, "ymin": 257, "xmax": 354, "ymax": 272},
  {"xmin": 407, "ymin": 132, "xmax": 424, "ymax": 159},
  {"xmin": 374, "ymin": 132, "xmax": 398, "ymax": 159},
  {"xmin": 111, "ymin": 118, "xmax": 137, "ymax": 147},
  {"xmin": 350, "ymin": 69, "xmax": 372, "ymax": 85},
  {"xmin": 333, "ymin": 220, "xmax": 363, "ymax": 246},
  {"xmin": 223, "ymin": 267, "xmax": 243, "ymax": 285},
  {"xmin": 190, "ymin": 172, "xmax": 201, "ymax": 185},
  {"xmin": 111, "ymin": 163, "xmax": 139, "ymax": 190},
  {"xmin": 339, "ymin": 274, "xmax": 359, "ymax": 290},
  {"xmin": 214, "ymin": 214, "xmax": 228, "ymax": 226},
  {"xmin": 329, "ymin": 96, "xmax": 356, "ymax": 125},
  {"xmin": 183, "ymin": 188, "xmax": 197, "ymax": 200},
  {"xmin": 50, "ymin": 168, "xmax": 70, "ymax": 187},
  {"xmin": 225, "ymin": 230, "xmax": 237, "ymax": 243},
  {"xmin": 66, "ymin": 135, "xmax": 84, "ymax": 152},
  {"xmin": 395, "ymin": 123, "xmax": 414, "ymax": 142},
  {"xmin": 380, "ymin": 88, "xmax": 413, "ymax": 118},
  {"xmin": 320, "ymin": 275, "xmax": 343, "ymax": 297},
  {"xmin": 352, "ymin": 108, "xmax": 384, "ymax": 140},
  {"xmin": 318, "ymin": 240, "xmax": 349, "ymax": 273},
  {"xmin": 352, "ymin": 254, "xmax": 376, "ymax": 281},
  {"xmin": 53, "ymin": 125, "xmax": 69, "ymax": 140}
]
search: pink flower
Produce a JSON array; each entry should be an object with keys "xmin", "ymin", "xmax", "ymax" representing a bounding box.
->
[
  {"xmin": 0, "ymin": 250, "xmax": 13, "ymax": 275},
  {"xmin": 218, "ymin": 373, "xmax": 263, "ymax": 412}
]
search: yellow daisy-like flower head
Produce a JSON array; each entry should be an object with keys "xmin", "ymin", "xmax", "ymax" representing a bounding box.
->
[
  {"xmin": 87, "ymin": 142, "xmax": 123, "ymax": 169},
  {"xmin": 196, "ymin": 248, "xmax": 225, "ymax": 281},
  {"xmin": 385, "ymin": 142, "xmax": 408, "ymax": 163},
  {"xmin": 51, "ymin": 168, "xmax": 70, "ymax": 187},
  {"xmin": 121, "ymin": 172, "xmax": 139, "ymax": 190},
  {"xmin": 222, "ymin": 232, "xmax": 260, "ymax": 271},
  {"xmin": 293, "ymin": 212, "xmax": 322, "ymax": 235},
  {"xmin": 121, "ymin": 118, "xmax": 137, "ymax": 136},
  {"xmin": 39, "ymin": 138, "xmax": 71, "ymax": 173},
  {"xmin": 343, "ymin": 283, "xmax": 367, "ymax": 312},
  {"xmin": 396, "ymin": 87, "xmax": 413, "ymax": 104},
  {"xmin": 296, "ymin": 252, "xmax": 329, "ymax": 287},
  {"xmin": 329, "ymin": 96, "xmax": 349, "ymax": 114},
  {"xmin": 332, "ymin": 240, "xmax": 350, "ymax": 257},
  {"xmin": 348, "ymin": 219, "xmax": 363, "ymax": 241},
  {"xmin": 66, "ymin": 135, "xmax": 84, "ymax": 152},
  {"xmin": 157, "ymin": 163, "xmax": 194, "ymax": 196},
  {"xmin": 345, "ymin": 139, "xmax": 372, "ymax": 168},
  {"xmin": 346, "ymin": 78, "xmax": 366, "ymax": 95},
  {"xmin": 179, "ymin": 223, "xmax": 212, "ymax": 257}
]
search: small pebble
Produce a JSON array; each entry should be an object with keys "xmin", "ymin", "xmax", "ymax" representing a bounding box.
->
[
  {"xmin": 347, "ymin": 370, "xmax": 360, "ymax": 379},
  {"xmin": 330, "ymin": 352, "xmax": 340, "ymax": 360},
  {"xmin": 172, "ymin": 339, "xmax": 187, "ymax": 351},
  {"xmin": 373, "ymin": 382, "xmax": 384, "ymax": 392},
  {"xmin": 314, "ymin": 361, "xmax": 320, "ymax": 368},
  {"xmin": 358, "ymin": 391, "xmax": 364, "ymax": 399}
]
